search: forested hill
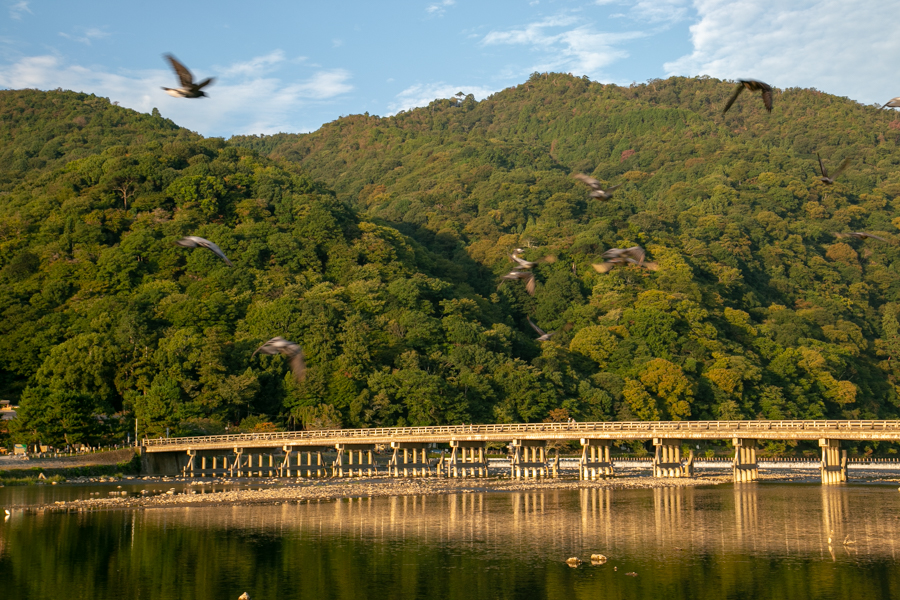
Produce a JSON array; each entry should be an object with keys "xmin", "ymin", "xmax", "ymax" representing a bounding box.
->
[
  {"xmin": 231, "ymin": 74, "xmax": 900, "ymax": 426},
  {"xmin": 3, "ymin": 75, "xmax": 900, "ymax": 448},
  {"xmin": 0, "ymin": 89, "xmax": 194, "ymax": 191}
]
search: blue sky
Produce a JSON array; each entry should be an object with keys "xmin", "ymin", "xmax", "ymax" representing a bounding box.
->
[{"xmin": 2, "ymin": 0, "xmax": 899, "ymax": 137}]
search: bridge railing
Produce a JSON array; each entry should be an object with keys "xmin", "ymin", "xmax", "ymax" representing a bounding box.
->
[{"xmin": 140, "ymin": 419, "xmax": 900, "ymax": 448}]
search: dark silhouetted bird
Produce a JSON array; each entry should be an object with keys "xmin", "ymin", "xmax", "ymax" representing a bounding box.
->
[
  {"xmin": 252, "ymin": 337, "xmax": 307, "ymax": 382},
  {"xmin": 881, "ymin": 96, "xmax": 900, "ymax": 109},
  {"xmin": 175, "ymin": 236, "xmax": 233, "ymax": 266},
  {"xmin": 833, "ymin": 232, "xmax": 888, "ymax": 242},
  {"xmin": 592, "ymin": 246, "xmax": 659, "ymax": 273},
  {"xmin": 723, "ymin": 79, "xmax": 773, "ymax": 113},
  {"xmin": 527, "ymin": 317, "xmax": 555, "ymax": 342},
  {"xmin": 816, "ymin": 153, "xmax": 850, "ymax": 185},
  {"xmin": 499, "ymin": 270, "xmax": 536, "ymax": 295},
  {"xmin": 572, "ymin": 173, "xmax": 621, "ymax": 200},
  {"xmin": 162, "ymin": 54, "xmax": 214, "ymax": 98}
]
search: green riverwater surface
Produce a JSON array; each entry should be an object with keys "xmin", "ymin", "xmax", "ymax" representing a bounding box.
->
[{"xmin": 2, "ymin": 483, "xmax": 900, "ymax": 600}]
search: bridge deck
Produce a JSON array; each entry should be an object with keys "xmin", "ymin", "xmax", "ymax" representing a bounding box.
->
[{"xmin": 141, "ymin": 420, "xmax": 900, "ymax": 452}]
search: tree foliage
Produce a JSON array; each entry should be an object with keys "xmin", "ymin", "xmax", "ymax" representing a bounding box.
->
[{"xmin": 4, "ymin": 75, "xmax": 900, "ymax": 444}]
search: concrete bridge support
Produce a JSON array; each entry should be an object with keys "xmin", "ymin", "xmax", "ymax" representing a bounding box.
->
[
  {"xmin": 389, "ymin": 442, "xmax": 433, "ymax": 477},
  {"xmin": 232, "ymin": 450, "xmax": 277, "ymax": 477},
  {"xmin": 580, "ymin": 439, "xmax": 614, "ymax": 479},
  {"xmin": 335, "ymin": 444, "xmax": 376, "ymax": 477},
  {"xmin": 183, "ymin": 450, "xmax": 238, "ymax": 477},
  {"xmin": 732, "ymin": 438, "xmax": 759, "ymax": 483},
  {"xmin": 653, "ymin": 438, "xmax": 687, "ymax": 478},
  {"xmin": 446, "ymin": 440, "xmax": 488, "ymax": 477},
  {"xmin": 820, "ymin": 439, "xmax": 847, "ymax": 484},
  {"xmin": 282, "ymin": 446, "xmax": 328, "ymax": 477},
  {"xmin": 510, "ymin": 440, "xmax": 553, "ymax": 479}
]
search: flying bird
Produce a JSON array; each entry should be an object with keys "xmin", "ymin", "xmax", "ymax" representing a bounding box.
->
[
  {"xmin": 175, "ymin": 236, "xmax": 234, "ymax": 266},
  {"xmin": 510, "ymin": 248, "xmax": 555, "ymax": 269},
  {"xmin": 572, "ymin": 173, "xmax": 621, "ymax": 200},
  {"xmin": 592, "ymin": 246, "xmax": 659, "ymax": 273},
  {"xmin": 881, "ymin": 96, "xmax": 900, "ymax": 109},
  {"xmin": 833, "ymin": 232, "xmax": 888, "ymax": 242},
  {"xmin": 723, "ymin": 79, "xmax": 773, "ymax": 113},
  {"xmin": 816, "ymin": 153, "xmax": 851, "ymax": 185},
  {"xmin": 162, "ymin": 54, "xmax": 214, "ymax": 99},
  {"xmin": 527, "ymin": 317, "xmax": 555, "ymax": 342},
  {"xmin": 252, "ymin": 337, "xmax": 307, "ymax": 382},
  {"xmin": 499, "ymin": 270, "xmax": 536, "ymax": 295}
]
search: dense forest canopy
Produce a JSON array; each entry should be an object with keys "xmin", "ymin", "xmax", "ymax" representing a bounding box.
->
[{"xmin": 3, "ymin": 74, "xmax": 900, "ymax": 449}]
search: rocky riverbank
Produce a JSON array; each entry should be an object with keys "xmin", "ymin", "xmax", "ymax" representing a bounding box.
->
[{"xmin": 37, "ymin": 474, "xmax": 729, "ymax": 512}]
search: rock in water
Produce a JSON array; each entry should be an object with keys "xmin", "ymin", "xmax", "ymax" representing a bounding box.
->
[
  {"xmin": 590, "ymin": 554, "xmax": 607, "ymax": 564},
  {"xmin": 238, "ymin": 593, "xmax": 251, "ymax": 600},
  {"xmin": 565, "ymin": 557, "xmax": 582, "ymax": 567}
]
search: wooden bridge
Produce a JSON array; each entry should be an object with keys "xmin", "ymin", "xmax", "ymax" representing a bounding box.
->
[{"xmin": 140, "ymin": 420, "xmax": 900, "ymax": 484}]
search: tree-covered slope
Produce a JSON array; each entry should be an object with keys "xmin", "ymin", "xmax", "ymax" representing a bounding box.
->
[
  {"xmin": 5, "ymin": 75, "xmax": 900, "ymax": 450},
  {"xmin": 230, "ymin": 74, "xmax": 900, "ymax": 426},
  {"xmin": 0, "ymin": 89, "xmax": 611, "ymax": 446},
  {"xmin": 0, "ymin": 90, "xmax": 195, "ymax": 191}
]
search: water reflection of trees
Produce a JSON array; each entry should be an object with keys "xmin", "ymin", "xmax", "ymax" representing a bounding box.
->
[{"xmin": 2, "ymin": 487, "xmax": 900, "ymax": 599}]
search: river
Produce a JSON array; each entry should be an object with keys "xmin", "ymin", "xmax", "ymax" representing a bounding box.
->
[{"xmin": 2, "ymin": 482, "xmax": 899, "ymax": 600}]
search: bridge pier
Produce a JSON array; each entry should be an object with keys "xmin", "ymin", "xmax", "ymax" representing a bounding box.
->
[
  {"xmin": 389, "ymin": 442, "xmax": 432, "ymax": 477},
  {"xmin": 335, "ymin": 444, "xmax": 376, "ymax": 477},
  {"xmin": 510, "ymin": 440, "xmax": 553, "ymax": 479},
  {"xmin": 820, "ymin": 439, "xmax": 847, "ymax": 485},
  {"xmin": 231, "ymin": 448, "xmax": 243, "ymax": 477},
  {"xmin": 184, "ymin": 450, "xmax": 234, "ymax": 477},
  {"xmin": 281, "ymin": 446, "xmax": 328, "ymax": 477},
  {"xmin": 446, "ymin": 441, "xmax": 488, "ymax": 477},
  {"xmin": 732, "ymin": 438, "xmax": 759, "ymax": 483},
  {"xmin": 580, "ymin": 439, "xmax": 614, "ymax": 479},
  {"xmin": 653, "ymin": 438, "xmax": 688, "ymax": 478}
]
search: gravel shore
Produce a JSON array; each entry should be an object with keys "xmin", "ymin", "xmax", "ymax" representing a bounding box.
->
[
  {"xmin": 16, "ymin": 463, "xmax": 900, "ymax": 513},
  {"xmin": 40, "ymin": 473, "xmax": 729, "ymax": 512}
]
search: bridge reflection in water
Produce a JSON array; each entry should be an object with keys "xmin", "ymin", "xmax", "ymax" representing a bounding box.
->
[
  {"xmin": 5, "ymin": 486, "xmax": 900, "ymax": 600},
  {"xmin": 122, "ymin": 485, "xmax": 900, "ymax": 560},
  {"xmin": 141, "ymin": 420, "xmax": 900, "ymax": 484}
]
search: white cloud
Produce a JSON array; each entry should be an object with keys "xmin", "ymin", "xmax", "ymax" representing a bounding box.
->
[
  {"xmin": 218, "ymin": 50, "xmax": 286, "ymax": 77},
  {"xmin": 9, "ymin": 0, "xmax": 30, "ymax": 19},
  {"xmin": 0, "ymin": 54, "xmax": 353, "ymax": 136},
  {"xmin": 426, "ymin": 0, "xmax": 455, "ymax": 16},
  {"xmin": 292, "ymin": 69, "xmax": 353, "ymax": 99},
  {"xmin": 387, "ymin": 82, "xmax": 497, "ymax": 114},
  {"xmin": 59, "ymin": 28, "xmax": 109, "ymax": 46},
  {"xmin": 626, "ymin": 0, "xmax": 689, "ymax": 23},
  {"xmin": 664, "ymin": 0, "xmax": 900, "ymax": 105},
  {"xmin": 482, "ymin": 16, "xmax": 645, "ymax": 78}
]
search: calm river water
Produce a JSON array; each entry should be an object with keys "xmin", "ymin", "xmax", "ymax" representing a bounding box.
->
[{"xmin": 2, "ymin": 483, "xmax": 900, "ymax": 600}]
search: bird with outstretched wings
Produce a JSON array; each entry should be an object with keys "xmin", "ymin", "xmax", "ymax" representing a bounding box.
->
[
  {"xmin": 723, "ymin": 79, "xmax": 773, "ymax": 113},
  {"xmin": 176, "ymin": 236, "xmax": 234, "ymax": 266},
  {"xmin": 252, "ymin": 337, "xmax": 307, "ymax": 382}
]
